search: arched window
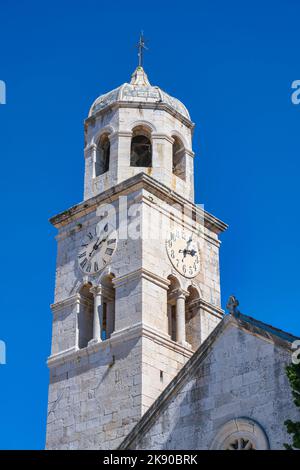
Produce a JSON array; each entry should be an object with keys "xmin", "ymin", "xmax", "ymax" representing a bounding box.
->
[
  {"xmin": 78, "ymin": 283, "xmax": 94, "ymax": 349},
  {"xmin": 185, "ymin": 286, "xmax": 200, "ymax": 350},
  {"xmin": 210, "ymin": 418, "xmax": 269, "ymax": 450},
  {"xmin": 101, "ymin": 275, "xmax": 115, "ymax": 340},
  {"xmin": 130, "ymin": 126, "xmax": 152, "ymax": 167},
  {"xmin": 167, "ymin": 275, "xmax": 180, "ymax": 341},
  {"xmin": 172, "ymin": 136, "xmax": 186, "ymax": 180},
  {"xmin": 95, "ymin": 133, "xmax": 110, "ymax": 177}
]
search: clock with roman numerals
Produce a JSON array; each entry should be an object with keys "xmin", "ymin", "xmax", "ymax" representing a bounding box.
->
[
  {"xmin": 166, "ymin": 230, "xmax": 201, "ymax": 278},
  {"xmin": 77, "ymin": 223, "xmax": 117, "ymax": 275}
]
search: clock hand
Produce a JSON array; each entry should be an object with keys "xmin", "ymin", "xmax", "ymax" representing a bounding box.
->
[
  {"xmin": 188, "ymin": 249, "xmax": 196, "ymax": 257},
  {"xmin": 94, "ymin": 237, "xmax": 106, "ymax": 250},
  {"xmin": 88, "ymin": 237, "xmax": 99, "ymax": 258},
  {"xmin": 179, "ymin": 248, "xmax": 196, "ymax": 257},
  {"xmin": 179, "ymin": 249, "xmax": 187, "ymax": 258},
  {"xmin": 187, "ymin": 236, "xmax": 193, "ymax": 246},
  {"xmin": 89, "ymin": 236, "xmax": 108, "ymax": 257}
]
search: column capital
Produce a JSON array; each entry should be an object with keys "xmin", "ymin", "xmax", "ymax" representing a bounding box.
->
[
  {"xmin": 151, "ymin": 133, "xmax": 174, "ymax": 145},
  {"xmin": 109, "ymin": 130, "xmax": 132, "ymax": 142},
  {"xmin": 174, "ymin": 288, "xmax": 189, "ymax": 299},
  {"xmin": 84, "ymin": 143, "xmax": 97, "ymax": 158},
  {"xmin": 90, "ymin": 285, "xmax": 102, "ymax": 296}
]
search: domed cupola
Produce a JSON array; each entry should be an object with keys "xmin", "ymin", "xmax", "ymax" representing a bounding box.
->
[
  {"xmin": 84, "ymin": 66, "xmax": 195, "ymax": 203},
  {"xmin": 89, "ymin": 66, "xmax": 190, "ymax": 121}
]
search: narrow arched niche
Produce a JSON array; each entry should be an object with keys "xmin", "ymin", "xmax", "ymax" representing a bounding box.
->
[
  {"xmin": 130, "ymin": 126, "xmax": 152, "ymax": 167},
  {"xmin": 78, "ymin": 283, "xmax": 94, "ymax": 349},
  {"xmin": 101, "ymin": 274, "xmax": 116, "ymax": 340},
  {"xmin": 185, "ymin": 286, "xmax": 200, "ymax": 350},
  {"xmin": 172, "ymin": 136, "xmax": 186, "ymax": 180},
  {"xmin": 95, "ymin": 133, "xmax": 110, "ymax": 176},
  {"xmin": 167, "ymin": 275, "xmax": 181, "ymax": 341}
]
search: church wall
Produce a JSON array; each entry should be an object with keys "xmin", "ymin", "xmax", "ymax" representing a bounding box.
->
[
  {"xmin": 141, "ymin": 191, "xmax": 221, "ymax": 291},
  {"xmin": 129, "ymin": 325, "xmax": 298, "ymax": 450},
  {"xmin": 200, "ymin": 309, "xmax": 221, "ymax": 343},
  {"xmin": 50, "ymin": 302, "xmax": 77, "ymax": 355},
  {"xmin": 46, "ymin": 335, "xmax": 143, "ymax": 450},
  {"xmin": 141, "ymin": 337, "xmax": 192, "ymax": 414}
]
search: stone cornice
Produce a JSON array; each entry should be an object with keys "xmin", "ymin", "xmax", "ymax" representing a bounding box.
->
[
  {"xmin": 110, "ymin": 130, "xmax": 133, "ymax": 140},
  {"xmin": 50, "ymin": 173, "xmax": 228, "ymax": 236},
  {"xmin": 47, "ymin": 321, "xmax": 193, "ymax": 368},
  {"xmin": 139, "ymin": 192, "xmax": 221, "ymax": 248},
  {"xmin": 113, "ymin": 268, "xmax": 171, "ymax": 290},
  {"xmin": 50, "ymin": 294, "xmax": 80, "ymax": 314},
  {"xmin": 189, "ymin": 298, "xmax": 224, "ymax": 318},
  {"xmin": 85, "ymin": 101, "xmax": 195, "ymax": 130},
  {"xmin": 151, "ymin": 133, "xmax": 175, "ymax": 145},
  {"xmin": 185, "ymin": 148, "xmax": 195, "ymax": 158}
]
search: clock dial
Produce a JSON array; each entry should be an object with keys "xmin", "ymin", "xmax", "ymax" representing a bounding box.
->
[
  {"xmin": 78, "ymin": 224, "xmax": 117, "ymax": 275},
  {"xmin": 166, "ymin": 230, "xmax": 200, "ymax": 278}
]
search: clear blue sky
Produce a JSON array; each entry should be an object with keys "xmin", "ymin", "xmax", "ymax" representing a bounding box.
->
[{"xmin": 0, "ymin": 0, "xmax": 299, "ymax": 450}]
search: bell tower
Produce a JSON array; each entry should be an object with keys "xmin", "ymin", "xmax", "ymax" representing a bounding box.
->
[
  {"xmin": 46, "ymin": 63, "xmax": 227, "ymax": 449},
  {"xmin": 83, "ymin": 66, "xmax": 195, "ymax": 202}
]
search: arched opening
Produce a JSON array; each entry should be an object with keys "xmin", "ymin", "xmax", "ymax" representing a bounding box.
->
[
  {"xmin": 167, "ymin": 275, "xmax": 180, "ymax": 341},
  {"xmin": 78, "ymin": 283, "xmax": 94, "ymax": 349},
  {"xmin": 210, "ymin": 418, "xmax": 269, "ymax": 450},
  {"xmin": 172, "ymin": 136, "xmax": 186, "ymax": 180},
  {"xmin": 185, "ymin": 286, "xmax": 200, "ymax": 350},
  {"xmin": 95, "ymin": 133, "xmax": 110, "ymax": 176},
  {"xmin": 130, "ymin": 126, "xmax": 152, "ymax": 167},
  {"xmin": 101, "ymin": 274, "xmax": 115, "ymax": 340}
]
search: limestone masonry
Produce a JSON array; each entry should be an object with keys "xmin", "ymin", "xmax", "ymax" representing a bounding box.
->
[{"xmin": 46, "ymin": 66, "xmax": 299, "ymax": 450}]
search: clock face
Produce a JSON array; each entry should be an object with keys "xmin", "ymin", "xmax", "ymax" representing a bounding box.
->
[
  {"xmin": 166, "ymin": 230, "xmax": 201, "ymax": 278},
  {"xmin": 78, "ymin": 223, "xmax": 117, "ymax": 275}
]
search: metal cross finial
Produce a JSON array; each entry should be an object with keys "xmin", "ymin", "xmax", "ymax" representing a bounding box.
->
[
  {"xmin": 226, "ymin": 295, "xmax": 240, "ymax": 317},
  {"xmin": 137, "ymin": 31, "xmax": 148, "ymax": 68}
]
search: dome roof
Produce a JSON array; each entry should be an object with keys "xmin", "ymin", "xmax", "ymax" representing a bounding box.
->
[{"xmin": 88, "ymin": 67, "xmax": 190, "ymax": 120}]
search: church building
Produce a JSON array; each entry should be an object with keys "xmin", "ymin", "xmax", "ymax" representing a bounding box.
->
[{"xmin": 46, "ymin": 58, "xmax": 299, "ymax": 450}]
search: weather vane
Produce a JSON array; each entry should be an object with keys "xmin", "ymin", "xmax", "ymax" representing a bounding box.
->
[{"xmin": 137, "ymin": 31, "xmax": 148, "ymax": 68}]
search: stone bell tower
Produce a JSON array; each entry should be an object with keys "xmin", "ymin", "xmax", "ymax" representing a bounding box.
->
[{"xmin": 46, "ymin": 64, "xmax": 227, "ymax": 450}]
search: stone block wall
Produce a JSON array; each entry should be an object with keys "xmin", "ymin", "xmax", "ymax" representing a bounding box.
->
[{"xmin": 126, "ymin": 322, "xmax": 298, "ymax": 450}]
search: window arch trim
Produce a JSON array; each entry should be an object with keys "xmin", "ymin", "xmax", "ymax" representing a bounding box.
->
[
  {"xmin": 130, "ymin": 125, "xmax": 152, "ymax": 168},
  {"xmin": 210, "ymin": 418, "xmax": 269, "ymax": 450}
]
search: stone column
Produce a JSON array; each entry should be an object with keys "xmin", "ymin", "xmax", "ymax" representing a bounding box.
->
[
  {"xmin": 90, "ymin": 143, "xmax": 97, "ymax": 179},
  {"xmin": 90, "ymin": 286, "xmax": 103, "ymax": 343},
  {"xmin": 176, "ymin": 291, "xmax": 186, "ymax": 344},
  {"xmin": 167, "ymin": 303, "xmax": 172, "ymax": 338}
]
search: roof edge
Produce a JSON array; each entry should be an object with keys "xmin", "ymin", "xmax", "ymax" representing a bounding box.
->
[
  {"xmin": 118, "ymin": 313, "xmax": 299, "ymax": 449},
  {"xmin": 49, "ymin": 172, "xmax": 228, "ymax": 235}
]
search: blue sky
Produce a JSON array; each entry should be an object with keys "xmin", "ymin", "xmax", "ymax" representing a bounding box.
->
[{"xmin": 0, "ymin": 0, "xmax": 299, "ymax": 449}]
